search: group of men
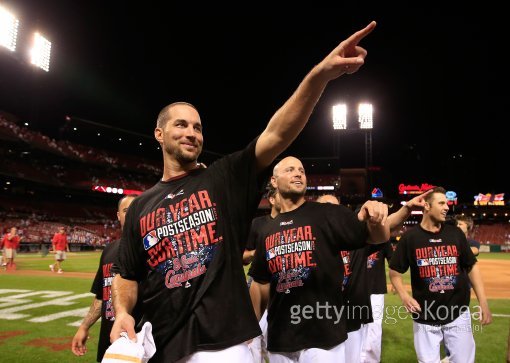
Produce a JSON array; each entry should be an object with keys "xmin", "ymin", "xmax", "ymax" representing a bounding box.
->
[
  {"xmin": 68, "ymin": 20, "xmax": 493, "ymax": 363},
  {"xmin": 0, "ymin": 225, "xmax": 68, "ymax": 272}
]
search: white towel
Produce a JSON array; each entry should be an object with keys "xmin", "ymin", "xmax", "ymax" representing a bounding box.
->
[{"xmin": 102, "ymin": 321, "xmax": 156, "ymax": 363}]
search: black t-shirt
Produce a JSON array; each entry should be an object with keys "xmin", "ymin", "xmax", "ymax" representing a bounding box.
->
[
  {"xmin": 249, "ymin": 201, "xmax": 368, "ymax": 352},
  {"xmin": 366, "ymin": 242, "xmax": 393, "ymax": 294},
  {"xmin": 246, "ymin": 215, "xmax": 273, "ymax": 251},
  {"xmin": 389, "ymin": 224, "xmax": 477, "ymax": 325},
  {"xmin": 117, "ymin": 140, "xmax": 266, "ymax": 363},
  {"xmin": 91, "ymin": 241, "xmax": 118, "ymax": 362},
  {"xmin": 91, "ymin": 240, "xmax": 143, "ymax": 362},
  {"xmin": 341, "ymin": 246, "xmax": 373, "ymax": 333}
]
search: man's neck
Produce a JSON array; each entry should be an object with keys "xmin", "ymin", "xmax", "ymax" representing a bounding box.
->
[
  {"xmin": 420, "ymin": 217, "xmax": 442, "ymax": 233},
  {"xmin": 279, "ymin": 196, "xmax": 306, "ymax": 213},
  {"xmin": 162, "ymin": 158, "xmax": 198, "ymax": 181}
]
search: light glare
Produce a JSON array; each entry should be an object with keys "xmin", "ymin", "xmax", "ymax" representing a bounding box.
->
[
  {"xmin": 30, "ymin": 32, "xmax": 52, "ymax": 72},
  {"xmin": 0, "ymin": 6, "xmax": 19, "ymax": 51},
  {"xmin": 358, "ymin": 103, "xmax": 373, "ymax": 129},
  {"xmin": 332, "ymin": 104, "xmax": 347, "ymax": 130}
]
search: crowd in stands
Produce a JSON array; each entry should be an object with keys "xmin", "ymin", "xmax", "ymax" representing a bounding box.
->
[
  {"xmin": 1, "ymin": 216, "xmax": 120, "ymax": 247},
  {"xmin": 473, "ymin": 224, "xmax": 510, "ymax": 246},
  {"xmin": 2, "ymin": 112, "xmax": 510, "ymax": 251},
  {"xmin": 0, "ymin": 114, "xmax": 162, "ymax": 176}
]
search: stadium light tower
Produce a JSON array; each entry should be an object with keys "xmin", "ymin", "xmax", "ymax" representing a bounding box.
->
[
  {"xmin": 332, "ymin": 104, "xmax": 347, "ymax": 164},
  {"xmin": 332, "ymin": 104, "xmax": 347, "ymax": 130},
  {"xmin": 332, "ymin": 102, "xmax": 374, "ymax": 197},
  {"xmin": 0, "ymin": 5, "xmax": 19, "ymax": 52},
  {"xmin": 30, "ymin": 32, "xmax": 52, "ymax": 72},
  {"xmin": 358, "ymin": 103, "xmax": 373, "ymax": 169}
]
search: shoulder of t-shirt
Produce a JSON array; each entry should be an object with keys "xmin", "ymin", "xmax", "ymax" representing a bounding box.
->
[
  {"xmin": 207, "ymin": 136, "xmax": 259, "ymax": 168},
  {"xmin": 103, "ymin": 240, "xmax": 119, "ymax": 252},
  {"xmin": 468, "ymin": 238, "xmax": 480, "ymax": 246},
  {"xmin": 442, "ymin": 223, "xmax": 464, "ymax": 237},
  {"xmin": 306, "ymin": 200, "xmax": 344, "ymax": 211}
]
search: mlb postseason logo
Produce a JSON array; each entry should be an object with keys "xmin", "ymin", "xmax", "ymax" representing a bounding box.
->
[{"xmin": 143, "ymin": 231, "xmax": 159, "ymax": 250}]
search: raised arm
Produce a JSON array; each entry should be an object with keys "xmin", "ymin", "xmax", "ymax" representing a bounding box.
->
[
  {"xmin": 110, "ymin": 275, "xmax": 139, "ymax": 342},
  {"xmin": 387, "ymin": 189, "xmax": 432, "ymax": 231},
  {"xmin": 357, "ymin": 200, "xmax": 390, "ymax": 244},
  {"xmin": 468, "ymin": 264, "xmax": 492, "ymax": 325},
  {"xmin": 255, "ymin": 21, "xmax": 376, "ymax": 170}
]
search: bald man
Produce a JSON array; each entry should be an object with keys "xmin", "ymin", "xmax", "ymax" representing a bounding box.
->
[{"xmin": 249, "ymin": 156, "xmax": 390, "ymax": 362}]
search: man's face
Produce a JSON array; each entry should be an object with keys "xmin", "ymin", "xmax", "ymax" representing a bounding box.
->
[
  {"xmin": 117, "ymin": 196, "xmax": 135, "ymax": 230},
  {"xmin": 426, "ymin": 193, "xmax": 449, "ymax": 223},
  {"xmin": 457, "ymin": 220, "xmax": 469, "ymax": 235},
  {"xmin": 272, "ymin": 157, "xmax": 307, "ymax": 198},
  {"xmin": 155, "ymin": 104, "xmax": 203, "ymax": 163}
]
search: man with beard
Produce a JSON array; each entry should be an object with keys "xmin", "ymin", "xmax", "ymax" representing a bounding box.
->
[
  {"xmin": 111, "ymin": 21, "xmax": 377, "ymax": 363},
  {"xmin": 248, "ymin": 157, "xmax": 391, "ymax": 362}
]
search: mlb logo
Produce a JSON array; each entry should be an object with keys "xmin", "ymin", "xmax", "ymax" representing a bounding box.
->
[
  {"xmin": 417, "ymin": 259, "xmax": 429, "ymax": 267},
  {"xmin": 267, "ymin": 249, "xmax": 276, "ymax": 259},
  {"xmin": 143, "ymin": 231, "xmax": 159, "ymax": 250}
]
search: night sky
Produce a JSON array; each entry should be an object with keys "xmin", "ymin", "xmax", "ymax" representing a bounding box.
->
[{"xmin": 0, "ymin": 3, "xmax": 507, "ymax": 201}]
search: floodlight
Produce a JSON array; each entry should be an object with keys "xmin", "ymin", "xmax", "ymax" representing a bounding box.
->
[
  {"xmin": 332, "ymin": 104, "xmax": 347, "ymax": 130},
  {"xmin": 30, "ymin": 32, "xmax": 51, "ymax": 72},
  {"xmin": 358, "ymin": 103, "xmax": 373, "ymax": 129},
  {"xmin": 0, "ymin": 6, "xmax": 19, "ymax": 51}
]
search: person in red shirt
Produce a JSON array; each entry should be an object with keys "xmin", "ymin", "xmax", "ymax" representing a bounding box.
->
[
  {"xmin": 50, "ymin": 226, "xmax": 69, "ymax": 273},
  {"xmin": 1, "ymin": 227, "xmax": 21, "ymax": 270}
]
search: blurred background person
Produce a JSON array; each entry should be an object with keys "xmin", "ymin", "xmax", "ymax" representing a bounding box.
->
[
  {"xmin": 71, "ymin": 194, "xmax": 139, "ymax": 362},
  {"xmin": 1, "ymin": 227, "xmax": 21, "ymax": 270},
  {"xmin": 50, "ymin": 226, "xmax": 69, "ymax": 273},
  {"xmin": 455, "ymin": 215, "xmax": 480, "ymax": 256}
]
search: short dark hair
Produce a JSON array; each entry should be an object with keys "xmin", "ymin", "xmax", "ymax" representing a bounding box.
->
[
  {"xmin": 156, "ymin": 102, "xmax": 198, "ymax": 128},
  {"xmin": 454, "ymin": 214, "xmax": 474, "ymax": 231},
  {"xmin": 424, "ymin": 186, "xmax": 446, "ymax": 203},
  {"xmin": 266, "ymin": 184, "xmax": 277, "ymax": 199}
]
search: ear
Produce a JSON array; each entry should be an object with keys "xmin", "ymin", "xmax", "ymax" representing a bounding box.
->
[
  {"xmin": 424, "ymin": 201, "xmax": 431, "ymax": 211},
  {"xmin": 116, "ymin": 211, "xmax": 121, "ymax": 222},
  {"xmin": 154, "ymin": 127, "xmax": 164, "ymax": 144},
  {"xmin": 270, "ymin": 176, "xmax": 277, "ymax": 189}
]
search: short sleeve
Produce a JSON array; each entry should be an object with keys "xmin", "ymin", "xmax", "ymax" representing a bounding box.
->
[{"xmin": 389, "ymin": 235, "xmax": 410, "ymax": 274}]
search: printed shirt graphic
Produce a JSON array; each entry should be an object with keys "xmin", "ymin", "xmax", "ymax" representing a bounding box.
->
[
  {"xmin": 91, "ymin": 241, "xmax": 120, "ymax": 362},
  {"xmin": 366, "ymin": 241, "xmax": 393, "ymax": 294},
  {"xmin": 341, "ymin": 247, "xmax": 373, "ymax": 332},
  {"xmin": 390, "ymin": 224, "xmax": 476, "ymax": 325},
  {"xmin": 117, "ymin": 139, "xmax": 264, "ymax": 363},
  {"xmin": 249, "ymin": 201, "xmax": 368, "ymax": 352}
]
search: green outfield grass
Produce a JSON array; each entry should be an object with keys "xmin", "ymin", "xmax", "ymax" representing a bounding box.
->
[
  {"xmin": 381, "ymin": 294, "xmax": 510, "ymax": 362},
  {"xmin": 0, "ymin": 252, "xmax": 508, "ymax": 362},
  {"xmin": 0, "ymin": 270, "xmax": 100, "ymax": 362},
  {"xmin": 12, "ymin": 251, "xmax": 102, "ymax": 273}
]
